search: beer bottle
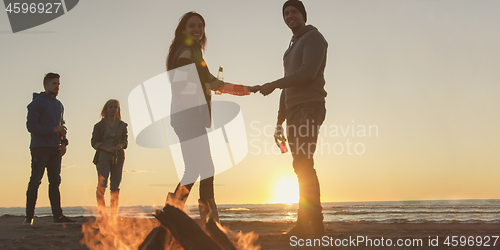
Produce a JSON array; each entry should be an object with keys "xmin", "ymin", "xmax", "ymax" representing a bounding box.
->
[{"xmin": 215, "ymin": 65, "xmax": 223, "ymax": 95}]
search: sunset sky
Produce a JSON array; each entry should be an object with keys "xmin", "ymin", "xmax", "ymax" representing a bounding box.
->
[{"xmin": 1, "ymin": 0, "xmax": 499, "ymax": 208}]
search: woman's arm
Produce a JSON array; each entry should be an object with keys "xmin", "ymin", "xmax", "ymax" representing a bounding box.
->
[
  {"xmin": 117, "ymin": 124, "xmax": 128, "ymax": 150},
  {"xmin": 91, "ymin": 123, "xmax": 103, "ymax": 150},
  {"xmin": 91, "ymin": 122, "xmax": 113, "ymax": 153},
  {"xmin": 176, "ymin": 49, "xmax": 194, "ymax": 68}
]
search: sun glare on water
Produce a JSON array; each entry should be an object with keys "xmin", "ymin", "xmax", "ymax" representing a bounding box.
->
[{"xmin": 273, "ymin": 177, "xmax": 299, "ymax": 204}]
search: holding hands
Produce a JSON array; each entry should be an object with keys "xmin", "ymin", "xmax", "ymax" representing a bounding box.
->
[
  {"xmin": 259, "ymin": 82, "xmax": 278, "ymax": 96},
  {"xmin": 241, "ymin": 82, "xmax": 277, "ymax": 96},
  {"xmin": 246, "ymin": 85, "xmax": 261, "ymax": 93},
  {"xmin": 209, "ymin": 81, "xmax": 276, "ymax": 96}
]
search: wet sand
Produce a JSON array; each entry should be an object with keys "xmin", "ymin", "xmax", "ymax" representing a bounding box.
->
[{"xmin": 1, "ymin": 215, "xmax": 499, "ymax": 249}]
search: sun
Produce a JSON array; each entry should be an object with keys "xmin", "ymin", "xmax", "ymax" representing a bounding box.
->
[{"xmin": 273, "ymin": 177, "xmax": 299, "ymax": 204}]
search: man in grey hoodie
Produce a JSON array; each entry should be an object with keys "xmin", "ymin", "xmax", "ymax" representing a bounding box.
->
[
  {"xmin": 260, "ymin": 0, "xmax": 328, "ymax": 237},
  {"xmin": 24, "ymin": 73, "xmax": 75, "ymax": 225}
]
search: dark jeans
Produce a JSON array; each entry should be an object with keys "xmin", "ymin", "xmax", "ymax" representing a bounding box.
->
[
  {"xmin": 26, "ymin": 147, "xmax": 63, "ymax": 219},
  {"xmin": 173, "ymin": 124, "xmax": 215, "ymax": 200},
  {"xmin": 96, "ymin": 160, "xmax": 124, "ymax": 191},
  {"xmin": 286, "ymin": 102, "xmax": 326, "ymax": 221}
]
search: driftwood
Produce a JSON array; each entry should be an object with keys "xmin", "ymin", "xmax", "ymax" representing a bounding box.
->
[{"xmin": 139, "ymin": 205, "xmax": 237, "ymax": 250}]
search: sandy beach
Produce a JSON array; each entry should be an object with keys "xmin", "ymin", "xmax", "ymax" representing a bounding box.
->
[{"xmin": 1, "ymin": 215, "xmax": 499, "ymax": 249}]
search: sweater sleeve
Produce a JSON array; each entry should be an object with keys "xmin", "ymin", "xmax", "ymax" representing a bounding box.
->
[
  {"xmin": 277, "ymin": 90, "xmax": 287, "ymax": 125},
  {"xmin": 60, "ymin": 104, "xmax": 69, "ymax": 145},
  {"xmin": 273, "ymin": 31, "xmax": 327, "ymax": 89},
  {"xmin": 209, "ymin": 72, "xmax": 216, "ymax": 83},
  {"xmin": 91, "ymin": 123, "xmax": 102, "ymax": 150},
  {"xmin": 121, "ymin": 124, "xmax": 128, "ymax": 149},
  {"xmin": 175, "ymin": 49, "xmax": 194, "ymax": 68}
]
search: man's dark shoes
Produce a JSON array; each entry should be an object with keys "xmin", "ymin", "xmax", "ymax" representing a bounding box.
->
[
  {"xmin": 22, "ymin": 217, "xmax": 33, "ymax": 226},
  {"xmin": 53, "ymin": 215, "xmax": 77, "ymax": 224}
]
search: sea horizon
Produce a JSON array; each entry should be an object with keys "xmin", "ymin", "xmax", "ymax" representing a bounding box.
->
[{"xmin": 2, "ymin": 199, "xmax": 499, "ymax": 223}]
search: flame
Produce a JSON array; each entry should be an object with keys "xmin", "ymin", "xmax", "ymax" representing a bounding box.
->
[
  {"xmin": 225, "ymin": 227, "xmax": 261, "ymax": 250},
  {"xmin": 81, "ymin": 185, "xmax": 260, "ymax": 250},
  {"xmin": 233, "ymin": 231, "xmax": 261, "ymax": 250},
  {"xmin": 214, "ymin": 222, "xmax": 260, "ymax": 250},
  {"xmin": 81, "ymin": 214, "xmax": 160, "ymax": 250}
]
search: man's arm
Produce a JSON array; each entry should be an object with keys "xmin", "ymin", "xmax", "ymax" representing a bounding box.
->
[
  {"xmin": 260, "ymin": 32, "xmax": 327, "ymax": 95},
  {"xmin": 277, "ymin": 90, "xmax": 287, "ymax": 125},
  {"xmin": 60, "ymin": 143, "xmax": 67, "ymax": 156},
  {"xmin": 274, "ymin": 32, "xmax": 327, "ymax": 88},
  {"xmin": 273, "ymin": 90, "xmax": 287, "ymax": 149},
  {"xmin": 59, "ymin": 104, "xmax": 68, "ymax": 156},
  {"xmin": 60, "ymin": 104, "xmax": 68, "ymax": 145},
  {"xmin": 26, "ymin": 101, "xmax": 67, "ymax": 136},
  {"xmin": 27, "ymin": 102, "xmax": 57, "ymax": 135}
]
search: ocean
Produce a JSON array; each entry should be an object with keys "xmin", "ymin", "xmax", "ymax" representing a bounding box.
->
[{"xmin": 2, "ymin": 200, "xmax": 499, "ymax": 223}]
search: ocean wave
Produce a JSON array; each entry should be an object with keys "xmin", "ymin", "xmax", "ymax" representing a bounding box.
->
[
  {"xmin": 221, "ymin": 208, "xmax": 251, "ymax": 212},
  {"xmin": 351, "ymin": 219, "xmax": 500, "ymax": 224},
  {"xmin": 328, "ymin": 210, "xmax": 500, "ymax": 215},
  {"xmin": 323, "ymin": 206, "xmax": 500, "ymax": 211}
]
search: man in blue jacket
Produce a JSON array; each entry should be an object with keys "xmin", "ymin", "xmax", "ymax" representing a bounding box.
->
[
  {"xmin": 260, "ymin": 0, "xmax": 328, "ymax": 237},
  {"xmin": 25, "ymin": 73, "xmax": 75, "ymax": 225}
]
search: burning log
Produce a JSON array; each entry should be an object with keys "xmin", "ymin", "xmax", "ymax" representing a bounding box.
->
[
  {"xmin": 154, "ymin": 205, "xmax": 222, "ymax": 250},
  {"xmin": 205, "ymin": 219, "xmax": 237, "ymax": 250},
  {"xmin": 138, "ymin": 226, "xmax": 169, "ymax": 250},
  {"xmin": 140, "ymin": 205, "xmax": 238, "ymax": 250}
]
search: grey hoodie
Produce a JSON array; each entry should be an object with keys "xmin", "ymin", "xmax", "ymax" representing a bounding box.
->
[{"xmin": 275, "ymin": 25, "xmax": 328, "ymax": 123}]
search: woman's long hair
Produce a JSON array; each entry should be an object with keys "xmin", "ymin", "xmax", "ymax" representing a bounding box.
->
[
  {"xmin": 166, "ymin": 12, "xmax": 207, "ymax": 70},
  {"xmin": 100, "ymin": 99, "xmax": 121, "ymax": 121}
]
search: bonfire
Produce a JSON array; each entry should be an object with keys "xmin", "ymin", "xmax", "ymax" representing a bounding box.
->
[{"xmin": 81, "ymin": 188, "xmax": 260, "ymax": 250}]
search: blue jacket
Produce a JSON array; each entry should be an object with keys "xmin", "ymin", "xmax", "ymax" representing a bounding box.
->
[{"xmin": 26, "ymin": 92, "xmax": 67, "ymax": 148}]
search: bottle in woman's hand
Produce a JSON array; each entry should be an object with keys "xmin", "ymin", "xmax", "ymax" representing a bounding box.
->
[{"xmin": 215, "ymin": 66, "xmax": 224, "ymax": 95}]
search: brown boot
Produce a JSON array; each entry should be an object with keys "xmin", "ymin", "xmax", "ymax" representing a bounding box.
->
[
  {"xmin": 198, "ymin": 199, "xmax": 219, "ymax": 224},
  {"xmin": 110, "ymin": 190, "xmax": 119, "ymax": 218},
  {"xmin": 96, "ymin": 187, "xmax": 107, "ymax": 218}
]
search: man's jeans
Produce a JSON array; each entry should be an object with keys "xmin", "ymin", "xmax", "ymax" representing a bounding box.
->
[
  {"xmin": 286, "ymin": 102, "xmax": 326, "ymax": 221},
  {"xmin": 26, "ymin": 147, "xmax": 63, "ymax": 219}
]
